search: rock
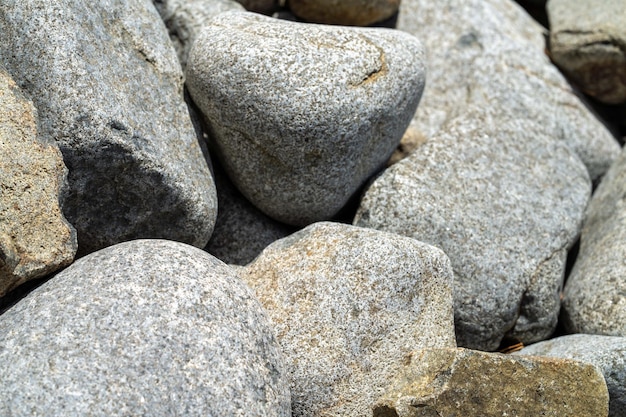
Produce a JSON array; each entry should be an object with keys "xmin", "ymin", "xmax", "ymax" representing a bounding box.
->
[
  {"xmin": 153, "ymin": 0, "xmax": 244, "ymax": 69},
  {"xmin": 239, "ymin": 222, "xmax": 456, "ymax": 416},
  {"xmin": 287, "ymin": 0, "xmax": 400, "ymax": 26},
  {"xmin": 386, "ymin": 125, "xmax": 427, "ymax": 166},
  {"xmin": 0, "ymin": 0, "xmax": 218, "ymax": 255},
  {"xmin": 547, "ymin": 0, "xmax": 626, "ymax": 104},
  {"xmin": 374, "ymin": 347, "xmax": 609, "ymax": 417},
  {"xmin": 235, "ymin": 0, "xmax": 278, "ymax": 14},
  {"xmin": 186, "ymin": 11, "xmax": 425, "ymax": 226},
  {"xmin": 397, "ymin": 0, "xmax": 620, "ymax": 181},
  {"xmin": 354, "ymin": 112, "xmax": 591, "ymax": 351},
  {"xmin": 0, "ymin": 240, "xmax": 290, "ymax": 416},
  {"xmin": 516, "ymin": 334, "xmax": 626, "ymax": 417},
  {"xmin": 0, "ymin": 66, "xmax": 76, "ymax": 296},
  {"xmin": 562, "ymin": 146, "xmax": 626, "ymax": 337}
]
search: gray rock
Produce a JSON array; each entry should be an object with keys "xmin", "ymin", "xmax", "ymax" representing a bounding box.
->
[
  {"xmin": 354, "ymin": 113, "xmax": 591, "ymax": 351},
  {"xmin": 239, "ymin": 222, "xmax": 456, "ymax": 416},
  {"xmin": 153, "ymin": 0, "xmax": 244, "ymax": 69},
  {"xmin": 374, "ymin": 347, "xmax": 609, "ymax": 417},
  {"xmin": 0, "ymin": 0, "xmax": 218, "ymax": 255},
  {"xmin": 516, "ymin": 334, "xmax": 626, "ymax": 417},
  {"xmin": 287, "ymin": 0, "xmax": 400, "ymax": 26},
  {"xmin": 547, "ymin": 0, "xmax": 626, "ymax": 104},
  {"xmin": 186, "ymin": 11, "xmax": 425, "ymax": 226},
  {"xmin": 0, "ymin": 66, "xmax": 76, "ymax": 297},
  {"xmin": 562, "ymin": 146, "xmax": 626, "ymax": 337},
  {"xmin": 397, "ymin": 0, "xmax": 620, "ymax": 181},
  {"xmin": 0, "ymin": 240, "xmax": 291, "ymax": 416}
]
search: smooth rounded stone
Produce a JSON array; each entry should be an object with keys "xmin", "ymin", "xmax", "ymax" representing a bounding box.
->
[
  {"xmin": 0, "ymin": 66, "xmax": 77, "ymax": 297},
  {"xmin": 516, "ymin": 334, "xmax": 626, "ymax": 417},
  {"xmin": 287, "ymin": 0, "xmax": 400, "ymax": 26},
  {"xmin": 234, "ymin": 0, "xmax": 279, "ymax": 14},
  {"xmin": 0, "ymin": 0, "xmax": 217, "ymax": 255},
  {"xmin": 374, "ymin": 347, "xmax": 610, "ymax": 417},
  {"xmin": 547, "ymin": 0, "xmax": 626, "ymax": 104},
  {"xmin": 397, "ymin": 0, "xmax": 620, "ymax": 181},
  {"xmin": 186, "ymin": 11, "xmax": 426, "ymax": 226},
  {"xmin": 354, "ymin": 113, "xmax": 591, "ymax": 351},
  {"xmin": 239, "ymin": 222, "xmax": 456, "ymax": 416},
  {"xmin": 153, "ymin": 0, "xmax": 245, "ymax": 69},
  {"xmin": 562, "ymin": 146, "xmax": 626, "ymax": 337},
  {"xmin": 0, "ymin": 240, "xmax": 290, "ymax": 416}
]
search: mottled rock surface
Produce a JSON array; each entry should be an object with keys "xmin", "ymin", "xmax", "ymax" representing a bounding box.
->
[
  {"xmin": 0, "ymin": 66, "xmax": 76, "ymax": 296},
  {"xmin": 355, "ymin": 113, "xmax": 590, "ymax": 351},
  {"xmin": 517, "ymin": 334, "xmax": 626, "ymax": 417},
  {"xmin": 374, "ymin": 348, "xmax": 609, "ymax": 417},
  {"xmin": 240, "ymin": 222, "xmax": 455, "ymax": 416},
  {"xmin": 0, "ymin": 0, "xmax": 218, "ymax": 255},
  {"xmin": 287, "ymin": 0, "xmax": 400, "ymax": 25},
  {"xmin": 187, "ymin": 11, "xmax": 425, "ymax": 226},
  {"xmin": 0, "ymin": 240, "xmax": 290, "ymax": 416}
]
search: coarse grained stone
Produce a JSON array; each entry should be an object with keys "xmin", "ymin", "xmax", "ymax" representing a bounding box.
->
[
  {"xmin": 0, "ymin": 240, "xmax": 290, "ymax": 416},
  {"xmin": 153, "ymin": 0, "xmax": 244, "ymax": 69},
  {"xmin": 287, "ymin": 0, "xmax": 400, "ymax": 26},
  {"xmin": 516, "ymin": 334, "xmax": 626, "ymax": 417},
  {"xmin": 562, "ymin": 146, "xmax": 626, "ymax": 337},
  {"xmin": 239, "ymin": 222, "xmax": 456, "ymax": 416},
  {"xmin": 354, "ymin": 112, "xmax": 591, "ymax": 351},
  {"xmin": 186, "ymin": 11, "xmax": 425, "ymax": 226},
  {"xmin": 397, "ymin": 0, "xmax": 620, "ymax": 181},
  {"xmin": 374, "ymin": 347, "xmax": 609, "ymax": 417},
  {"xmin": 547, "ymin": 0, "xmax": 626, "ymax": 104},
  {"xmin": 0, "ymin": 66, "xmax": 76, "ymax": 297},
  {"xmin": 0, "ymin": 0, "xmax": 218, "ymax": 255}
]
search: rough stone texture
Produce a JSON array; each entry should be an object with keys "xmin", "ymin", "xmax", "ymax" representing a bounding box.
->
[
  {"xmin": 374, "ymin": 348, "xmax": 609, "ymax": 417},
  {"xmin": 562, "ymin": 146, "xmax": 626, "ymax": 337},
  {"xmin": 397, "ymin": 0, "xmax": 620, "ymax": 181},
  {"xmin": 0, "ymin": 0, "xmax": 218, "ymax": 255},
  {"xmin": 239, "ymin": 222, "xmax": 456, "ymax": 417},
  {"xmin": 287, "ymin": 0, "xmax": 400, "ymax": 26},
  {"xmin": 235, "ymin": 0, "xmax": 278, "ymax": 14},
  {"xmin": 0, "ymin": 240, "xmax": 290, "ymax": 416},
  {"xmin": 354, "ymin": 113, "xmax": 591, "ymax": 351},
  {"xmin": 153, "ymin": 0, "xmax": 244, "ymax": 69},
  {"xmin": 547, "ymin": 0, "xmax": 626, "ymax": 104},
  {"xmin": 517, "ymin": 334, "xmax": 626, "ymax": 417},
  {"xmin": 205, "ymin": 158, "xmax": 296, "ymax": 265},
  {"xmin": 186, "ymin": 11, "xmax": 425, "ymax": 226},
  {"xmin": 0, "ymin": 66, "xmax": 76, "ymax": 297}
]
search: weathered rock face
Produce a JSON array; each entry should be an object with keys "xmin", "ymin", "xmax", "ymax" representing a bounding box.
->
[
  {"xmin": 517, "ymin": 334, "xmax": 626, "ymax": 417},
  {"xmin": 354, "ymin": 113, "xmax": 591, "ymax": 351},
  {"xmin": 397, "ymin": 0, "xmax": 620, "ymax": 181},
  {"xmin": 0, "ymin": 0, "xmax": 218, "ymax": 255},
  {"xmin": 0, "ymin": 240, "xmax": 291, "ymax": 416},
  {"xmin": 239, "ymin": 222, "xmax": 456, "ymax": 416},
  {"xmin": 186, "ymin": 11, "xmax": 425, "ymax": 226},
  {"xmin": 0, "ymin": 66, "xmax": 76, "ymax": 296},
  {"xmin": 374, "ymin": 348, "xmax": 610, "ymax": 417},
  {"xmin": 287, "ymin": 0, "xmax": 400, "ymax": 26},
  {"xmin": 547, "ymin": 0, "xmax": 626, "ymax": 104},
  {"xmin": 562, "ymin": 146, "xmax": 626, "ymax": 337}
]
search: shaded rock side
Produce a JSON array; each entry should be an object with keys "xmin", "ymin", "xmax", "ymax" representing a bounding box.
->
[
  {"xmin": 235, "ymin": 0, "xmax": 279, "ymax": 14},
  {"xmin": 354, "ymin": 113, "xmax": 591, "ymax": 351},
  {"xmin": 0, "ymin": 66, "xmax": 76, "ymax": 296},
  {"xmin": 397, "ymin": 0, "xmax": 620, "ymax": 181},
  {"xmin": 374, "ymin": 348, "xmax": 609, "ymax": 417},
  {"xmin": 0, "ymin": 0, "xmax": 218, "ymax": 255},
  {"xmin": 0, "ymin": 240, "xmax": 290, "ymax": 416},
  {"xmin": 239, "ymin": 222, "xmax": 456, "ymax": 417},
  {"xmin": 186, "ymin": 11, "xmax": 425, "ymax": 226},
  {"xmin": 287, "ymin": 0, "xmax": 400, "ymax": 26}
]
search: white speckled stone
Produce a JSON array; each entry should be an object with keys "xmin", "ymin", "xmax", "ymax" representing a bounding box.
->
[
  {"xmin": 186, "ymin": 11, "xmax": 425, "ymax": 226},
  {"xmin": 239, "ymin": 222, "xmax": 455, "ymax": 416},
  {"xmin": 0, "ymin": 240, "xmax": 290, "ymax": 416}
]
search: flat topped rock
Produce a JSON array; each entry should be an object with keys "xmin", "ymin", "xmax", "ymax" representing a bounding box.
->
[{"xmin": 186, "ymin": 11, "xmax": 425, "ymax": 226}]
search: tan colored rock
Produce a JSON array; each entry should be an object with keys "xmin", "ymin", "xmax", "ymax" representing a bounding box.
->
[
  {"xmin": 374, "ymin": 348, "xmax": 609, "ymax": 417},
  {"xmin": 387, "ymin": 126, "xmax": 426, "ymax": 166},
  {"xmin": 287, "ymin": 0, "xmax": 400, "ymax": 26},
  {"xmin": 0, "ymin": 67, "xmax": 76, "ymax": 296}
]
